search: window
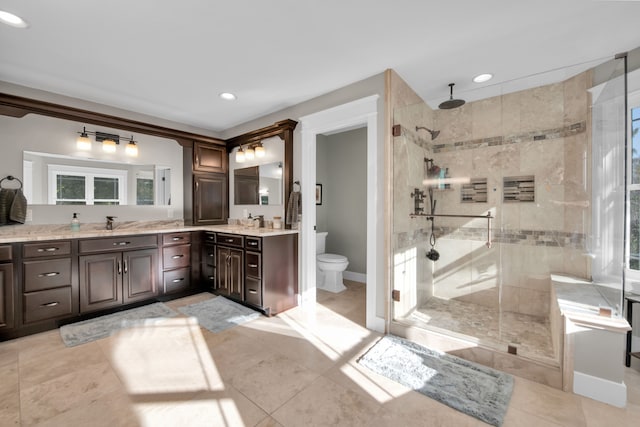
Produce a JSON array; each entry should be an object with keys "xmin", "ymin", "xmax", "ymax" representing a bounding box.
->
[
  {"xmin": 48, "ymin": 164, "xmax": 127, "ymax": 205},
  {"xmin": 136, "ymin": 178, "xmax": 154, "ymax": 205},
  {"xmin": 629, "ymin": 102, "xmax": 640, "ymax": 270}
]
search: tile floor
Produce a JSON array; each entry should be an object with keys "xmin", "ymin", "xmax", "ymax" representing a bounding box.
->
[{"xmin": 0, "ymin": 280, "xmax": 638, "ymax": 426}]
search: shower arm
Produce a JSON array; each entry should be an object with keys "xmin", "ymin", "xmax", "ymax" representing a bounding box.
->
[{"xmin": 410, "ymin": 212, "xmax": 494, "ymax": 248}]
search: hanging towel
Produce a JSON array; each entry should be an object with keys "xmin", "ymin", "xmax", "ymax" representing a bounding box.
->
[
  {"xmin": 286, "ymin": 190, "xmax": 301, "ymax": 228},
  {"xmin": 9, "ymin": 188, "xmax": 27, "ymax": 224},
  {"xmin": 0, "ymin": 188, "xmax": 15, "ymax": 225}
]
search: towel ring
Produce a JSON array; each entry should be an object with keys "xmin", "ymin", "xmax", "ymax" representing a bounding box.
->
[
  {"xmin": 293, "ymin": 180, "xmax": 301, "ymax": 191},
  {"xmin": 0, "ymin": 175, "xmax": 23, "ymax": 189}
]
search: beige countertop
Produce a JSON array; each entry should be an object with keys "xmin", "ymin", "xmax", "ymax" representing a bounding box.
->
[
  {"xmin": 551, "ymin": 274, "xmax": 630, "ymax": 333},
  {"xmin": 0, "ymin": 221, "xmax": 298, "ymax": 243}
]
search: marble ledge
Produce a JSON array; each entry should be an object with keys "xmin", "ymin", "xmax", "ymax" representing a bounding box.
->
[
  {"xmin": 551, "ymin": 274, "xmax": 631, "ymax": 334},
  {"xmin": 0, "ymin": 221, "xmax": 298, "ymax": 243}
]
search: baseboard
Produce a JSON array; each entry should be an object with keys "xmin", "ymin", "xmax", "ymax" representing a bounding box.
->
[
  {"xmin": 573, "ymin": 371, "xmax": 627, "ymax": 407},
  {"xmin": 344, "ymin": 271, "xmax": 366, "ymax": 283}
]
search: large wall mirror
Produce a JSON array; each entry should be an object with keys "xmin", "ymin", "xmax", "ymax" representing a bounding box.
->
[{"xmin": 234, "ymin": 162, "xmax": 283, "ymax": 205}]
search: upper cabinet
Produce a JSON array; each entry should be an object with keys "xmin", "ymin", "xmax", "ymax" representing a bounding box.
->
[{"xmin": 194, "ymin": 142, "xmax": 227, "ymax": 173}]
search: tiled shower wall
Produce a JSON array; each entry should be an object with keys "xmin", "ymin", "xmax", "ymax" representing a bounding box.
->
[{"xmin": 393, "ymin": 71, "xmax": 592, "ymax": 319}]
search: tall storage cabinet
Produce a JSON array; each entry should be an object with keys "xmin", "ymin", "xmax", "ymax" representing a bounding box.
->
[{"xmin": 187, "ymin": 141, "xmax": 228, "ymax": 225}]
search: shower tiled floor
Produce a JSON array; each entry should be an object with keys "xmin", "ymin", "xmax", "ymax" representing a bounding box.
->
[{"xmin": 403, "ymin": 297, "xmax": 556, "ymax": 364}]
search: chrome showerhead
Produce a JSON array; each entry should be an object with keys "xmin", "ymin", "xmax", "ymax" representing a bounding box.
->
[
  {"xmin": 415, "ymin": 126, "xmax": 440, "ymax": 140},
  {"xmin": 439, "ymin": 83, "xmax": 465, "ymax": 110}
]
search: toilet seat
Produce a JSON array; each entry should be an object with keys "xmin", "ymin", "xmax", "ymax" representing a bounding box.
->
[{"xmin": 317, "ymin": 253, "xmax": 348, "ymax": 263}]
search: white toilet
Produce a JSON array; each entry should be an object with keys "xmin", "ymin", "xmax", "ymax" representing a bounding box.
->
[{"xmin": 316, "ymin": 231, "xmax": 349, "ymax": 293}]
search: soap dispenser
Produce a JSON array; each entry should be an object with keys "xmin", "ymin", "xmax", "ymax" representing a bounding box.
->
[{"xmin": 71, "ymin": 213, "xmax": 80, "ymax": 232}]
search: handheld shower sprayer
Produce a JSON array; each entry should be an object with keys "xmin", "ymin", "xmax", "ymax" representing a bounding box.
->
[{"xmin": 416, "ymin": 126, "xmax": 440, "ymax": 140}]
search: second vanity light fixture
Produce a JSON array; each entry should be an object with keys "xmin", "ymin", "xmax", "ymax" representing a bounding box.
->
[
  {"xmin": 76, "ymin": 127, "xmax": 139, "ymax": 157},
  {"xmin": 235, "ymin": 141, "xmax": 266, "ymax": 163}
]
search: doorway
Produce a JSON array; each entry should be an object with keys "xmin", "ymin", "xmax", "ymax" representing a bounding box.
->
[{"xmin": 299, "ymin": 95, "xmax": 384, "ymax": 332}]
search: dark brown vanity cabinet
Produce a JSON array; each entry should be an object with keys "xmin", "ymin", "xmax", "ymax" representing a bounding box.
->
[
  {"xmin": 216, "ymin": 234, "xmax": 244, "ymax": 300},
  {"xmin": 244, "ymin": 234, "xmax": 298, "ymax": 315},
  {"xmin": 0, "ymin": 245, "xmax": 14, "ymax": 330},
  {"xmin": 21, "ymin": 240, "xmax": 78, "ymax": 325},
  {"xmin": 161, "ymin": 232, "xmax": 191, "ymax": 294},
  {"xmin": 78, "ymin": 235, "xmax": 158, "ymax": 313}
]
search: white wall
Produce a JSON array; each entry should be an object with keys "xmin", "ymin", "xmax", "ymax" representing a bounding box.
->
[{"xmin": 316, "ymin": 127, "xmax": 367, "ymax": 275}]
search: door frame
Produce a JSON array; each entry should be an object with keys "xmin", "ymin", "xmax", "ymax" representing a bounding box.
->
[{"xmin": 299, "ymin": 95, "xmax": 384, "ymax": 332}]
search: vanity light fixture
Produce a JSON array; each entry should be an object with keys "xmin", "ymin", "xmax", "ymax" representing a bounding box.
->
[
  {"xmin": 0, "ymin": 10, "xmax": 29, "ymax": 28},
  {"xmin": 76, "ymin": 127, "xmax": 92, "ymax": 151},
  {"xmin": 125, "ymin": 138, "xmax": 139, "ymax": 157},
  {"xmin": 75, "ymin": 128, "xmax": 140, "ymax": 156},
  {"xmin": 245, "ymin": 146, "xmax": 255, "ymax": 161},
  {"xmin": 254, "ymin": 142, "xmax": 266, "ymax": 158},
  {"xmin": 236, "ymin": 147, "xmax": 246, "ymax": 163},
  {"xmin": 472, "ymin": 73, "xmax": 493, "ymax": 83}
]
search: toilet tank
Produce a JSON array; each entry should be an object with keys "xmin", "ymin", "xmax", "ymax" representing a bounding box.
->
[{"xmin": 316, "ymin": 232, "xmax": 328, "ymax": 254}]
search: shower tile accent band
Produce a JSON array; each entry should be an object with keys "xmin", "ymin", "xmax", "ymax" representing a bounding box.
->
[
  {"xmin": 395, "ymin": 227, "xmax": 586, "ymax": 250},
  {"xmin": 420, "ymin": 121, "xmax": 586, "ymax": 153}
]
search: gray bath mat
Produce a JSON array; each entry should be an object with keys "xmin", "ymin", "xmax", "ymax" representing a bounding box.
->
[
  {"xmin": 178, "ymin": 296, "xmax": 260, "ymax": 333},
  {"xmin": 60, "ymin": 302, "xmax": 178, "ymax": 347},
  {"xmin": 358, "ymin": 335, "xmax": 513, "ymax": 426}
]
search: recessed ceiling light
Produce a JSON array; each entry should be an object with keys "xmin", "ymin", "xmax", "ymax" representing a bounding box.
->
[
  {"xmin": 472, "ymin": 73, "xmax": 493, "ymax": 83},
  {"xmin": 219, "ymin": 92, "xmax": 237, "ymax": 101},
  {"xmin": 0, "ymin": 10, "xmax": 29, "ymax": 28}
]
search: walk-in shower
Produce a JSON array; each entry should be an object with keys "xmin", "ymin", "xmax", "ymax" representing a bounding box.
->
[{"xmin": 390, "ymin": 54, "xmax": 629, "ymax": 384}]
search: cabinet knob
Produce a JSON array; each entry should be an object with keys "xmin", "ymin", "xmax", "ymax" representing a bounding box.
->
[{"xmin": 171, "ymin": 254, "xmax": 184, "ymax": 259}]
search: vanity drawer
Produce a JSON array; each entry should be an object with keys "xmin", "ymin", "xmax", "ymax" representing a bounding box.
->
[
  {"xmin": 23, "ymin": 241, "xmax": 72, "ymax": 258},
  {"xmin": 163, "ymin": 244, "xmax": 191, "ymax": 269},
  {"xmin": 245, "ymin": 251, "xmax": 261, "ymax": 278},
  {"xmin": 23, "ymin": 258, "xmax": 72, "ymax": 292},
  {"xmin": 217, "ymin": 233, "xmax": 244, "ymax": 248},
  {"xmin": 162, "ymin": 232, "xmax": 191, "ymax": 246},
  {"xmin": 202, "ymin": 265, "xmax": 215, "ymax": 286},
  {"xmin": 79, "ymin": 235, "xmax": 158, "ymax": 253},
  {"xmin": 163, "ymin": 268, "xmax": 191, "ymax": 294},
  {"xmin": 0, "ymin": 245, "xmax": 11, "ymax": 261},
  {"xmin": 245, "ymin": 237, "xmax": 261, "ymax": 251},
  {"xmin": 203, "ymin": 232, "xmax": 216, "ymax": 244},
  {"xmin": 245, "ymin": 276, "xmax": 262, "ymax": 307},
  {"xmin": 23, "ymin": 287, "xmax": 73, "ymax": 324}
]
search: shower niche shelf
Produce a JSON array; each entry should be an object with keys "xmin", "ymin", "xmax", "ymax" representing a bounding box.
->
[
  {"xmin": 461, "ymin": 178, "xmax": 487, "ymax": 203},
  {"xmin": 503, "ymin": 175, "xmax": 535, "ymax": 202}
]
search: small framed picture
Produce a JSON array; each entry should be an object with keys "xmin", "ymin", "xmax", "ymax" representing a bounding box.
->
[{"xmin": 315, "ymin": 184, "xmax": 323, "ymax": 205}]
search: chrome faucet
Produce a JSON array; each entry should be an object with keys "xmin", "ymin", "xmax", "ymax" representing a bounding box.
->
[{"xmin": 106, "ymin": 216, "xmax": 116, "ymax": 230}]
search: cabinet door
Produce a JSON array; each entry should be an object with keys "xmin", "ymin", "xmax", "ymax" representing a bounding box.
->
[
  {"xmin": 216, "ymin": 247, "xmax": 230, "ymax": 295},
  {"xmin": 194, "ymin": 173, "xmax": 227, "ymax": 225},
  {"xmin": 123, "ymin": 248, "xmax": 158, "ymax": 304},
  {"xmin": 194, "ymin": 142, "xmax": 227, "ymax": 173},
  {"xmin": 228, "ymin": 248, "xmax": 243, "ymax": 300},
  {"xmin": 0, "ymin": 263, "xmax": 14, "ymax": 330},
  {"xmin": 79, "ymin": 253, "xmax": 122, "ymax": 313}
]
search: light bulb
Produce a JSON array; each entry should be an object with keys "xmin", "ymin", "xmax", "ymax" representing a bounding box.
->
[
  {"xmin": 125, "ymin": 141, "xmax": 138, "ymax": 157},
  {"xmin": 77, "ymin": 134, "xmax": 91, "ymax": 151},
  {"xmin": 102, "ymin": 139, "xmax": 117, "ymax": 153},
  {"xmin": 245, "ymin": 146, "xmax": 255, "ymax": 161},
  {"xmin": 236, "ymin": 148, "xmax": 245, "ymax": 163},
  {"xmin": 255, "ymin": 145, "xmax": 265, "ymax": 158}
]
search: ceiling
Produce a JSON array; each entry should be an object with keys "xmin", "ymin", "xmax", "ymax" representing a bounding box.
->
[{"xmin": 1, "ymin": 1, "xmax": 639, "ymax": 133}]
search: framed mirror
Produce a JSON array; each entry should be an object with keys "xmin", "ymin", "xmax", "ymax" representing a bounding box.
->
[{"xmin": 234, "ymin": 162, "xmax": 283, "ymax": 205}]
